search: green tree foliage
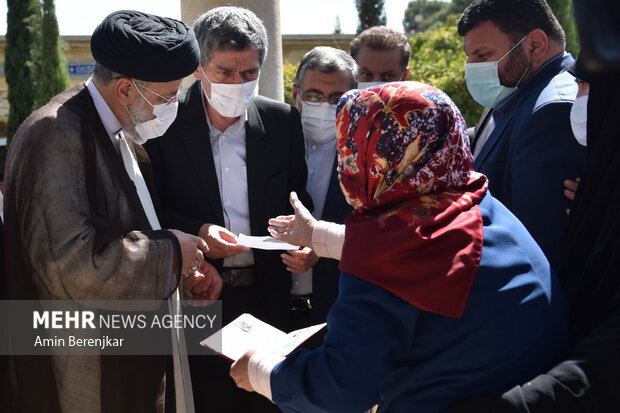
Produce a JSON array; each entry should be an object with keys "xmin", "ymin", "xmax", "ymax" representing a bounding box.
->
[
  {"xmin": 283, "ymin": 63, "xmax": 298, "ymax": 107},
  {"xmin": 403, "ymin": 0, "xmax": 451, "ymax": 34},
  {"xmin": 33, "ymin": 0, "xmax": 70, "ymax": 108},
  {"xmin": 407, "ymin": 15, "xmax": 483, "ymax": 126},
  {"xmin": 547, "ymin": 0, "xmax": 579, "ymax": 55},
  {"xmin": 5, "ymin": 0, "xmax": 70, "ymax": 142},
  {"xmin": 356, "ymin": 0, "xmax": 387, "ymax": 33},
  {"xmin": 5, "ymin": 0, "xmax": 40, "ymax": 140},
  {"xmin": 448, "ymin": 0, "xmax": 473, "ymax": 14}
]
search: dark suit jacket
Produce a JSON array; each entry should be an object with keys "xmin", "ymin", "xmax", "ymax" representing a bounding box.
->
[
  {"xmin": 473, "ymin": 53, "xmax": 586, "ymax": 270},
  {"xmin": 145, "ymin": 80, "xmax": 312, "ymax": 327},
  {"xmin": 310, "ymin": 158, "xmax": 351, "ymax": 324}
]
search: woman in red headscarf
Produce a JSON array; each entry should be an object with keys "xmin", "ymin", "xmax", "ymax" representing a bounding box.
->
[{"xmin": 231, "ymin": 82, "xmax": 568, "ymax": 412}]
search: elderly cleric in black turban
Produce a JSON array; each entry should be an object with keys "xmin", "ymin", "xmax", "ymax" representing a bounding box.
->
[{"xmin": 91, "ymin": 10, "xmax": 200, "ymax": 82}]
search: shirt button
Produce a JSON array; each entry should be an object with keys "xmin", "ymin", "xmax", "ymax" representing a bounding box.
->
[
  {"xmin": 224, "ymin": 167, "xmax": 230, "ymax": 173},
  {"xmin": 221, "ymin": 135, "xmax": 227, "ymax": 140},
  {"xmin": 312, "ymin": 145, "xmax": 317, "ymax": 150},
  {"xmin": 309, "ymin": 170, "xmax": 314, "ymax": 174}
]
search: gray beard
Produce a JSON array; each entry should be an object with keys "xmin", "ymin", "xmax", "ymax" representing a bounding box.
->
[{"xmin": 122, "ymin": 128, "xmax": 148, "ymax": 145}]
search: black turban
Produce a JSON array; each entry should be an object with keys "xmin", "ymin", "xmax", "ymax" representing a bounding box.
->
[{"xmin": 91, "ymin": 10, "xmax": 200, "ymax": 82}]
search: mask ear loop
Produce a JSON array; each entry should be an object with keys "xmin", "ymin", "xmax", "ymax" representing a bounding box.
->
[
  {"xmin": 131, "ymin": 79, "xmax": 155, "ymax": 108},
  {"xmin": 124, "ymin": 105, "xmax": 139, "ymax": 126},
  {"xmin": 514, "ymin": 63, "xmax": 533, "ymax": 88},
  {"xmin": 498, "ymin": 34, "xmax": 531, "ymax": 88},
  {"xmin": 498, "ymin": 34, "xmax": 528, "ymax": 63},
  {"xmin": 199, "ymin": 66, "xmax": 214, "ymax": 102}
]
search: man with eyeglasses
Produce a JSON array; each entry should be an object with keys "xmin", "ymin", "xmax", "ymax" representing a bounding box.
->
[
  {"xmin": 144, "ymin": 6, "xmax": 312, "ymax": 413},
  {"xmin": 284, "ymin": 46, "xmax": 357, "ymax": 329},
  {"xmin": 3, "ymin": 10, "xmax": 222, "ymax": 413}
]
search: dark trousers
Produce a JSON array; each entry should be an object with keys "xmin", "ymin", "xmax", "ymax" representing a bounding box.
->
[{"xmin": 190, "ymin": 284, "xmax": 282, "ymax": 413}]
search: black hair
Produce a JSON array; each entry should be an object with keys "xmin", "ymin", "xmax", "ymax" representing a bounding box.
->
[{"xmin": 457, "ymin": 0, "xmax": 565, "ymax": 47}]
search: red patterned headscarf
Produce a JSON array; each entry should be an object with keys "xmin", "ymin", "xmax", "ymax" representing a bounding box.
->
[{"xmin": 337, "ymin": 82, "xmax": 488, "ymax": 318}]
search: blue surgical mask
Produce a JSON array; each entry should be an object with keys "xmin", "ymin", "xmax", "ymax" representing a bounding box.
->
[{"xmin": 465, "ymin": 36, "xmax": 529, "ymax": 108}]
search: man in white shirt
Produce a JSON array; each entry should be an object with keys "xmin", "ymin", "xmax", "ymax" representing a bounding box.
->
[{"xmin": 144, "ymin": 7, "xmax": 313, "ymax": 413}]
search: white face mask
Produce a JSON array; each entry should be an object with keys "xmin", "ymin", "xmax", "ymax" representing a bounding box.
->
[
  {"xmin": 298, "ymin": 98, "xmax": 337, "ymax": 145},
  {"xmin": 201, "ymin": 67, "xmax": 258, "ymax": 118},
  {"xmin": 358, "ymin": 81, "xmax": 387, "ymax": 89},
  {"xmin": 465, "ymin": 36, "xmax": 529, "ymax": 108},
  {"xmin": 570, "ymin": 94, "xmax": 588, "ymax": 146},
  {"xmin": 125, "ymin": 81, "xmax": 179, "ymax": 144}
]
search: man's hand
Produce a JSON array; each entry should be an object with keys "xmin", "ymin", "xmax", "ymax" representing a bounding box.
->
[
  {"xmin": 169, "ymin": 229, "xmax": 209, "ymax": 274},
  {"xmin": 564, "ymin": 177, "xmax": 580, "ymax": 214},
  {"xmin": 268, "ymin": 191, "xmax": 316, "ymax": 248},
  {"xmin": 563, "ymin": 177, "xmax": 580, "ymax": 201},
  {"xmin": 198, "ymin": 223, "xmax": 250, "ymax": 259},
  {"xmin": 281, "ymin": 248, "xmax": 319, "ymax": 273},
  {"xmin": 230, "ymin": 350, "xmax": 256, "ymax": 392},
  {"xmin": 184, "ymin": 261, "xmax": 223, "ymax": 306}
]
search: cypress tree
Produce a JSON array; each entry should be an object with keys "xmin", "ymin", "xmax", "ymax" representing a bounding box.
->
[
  {"xmin": 34, "ymin": 0, "xmax": 70, "ymax": 109},
  {"xmin": 356, "ymin": 0, "xmax": 387, "ymax": 33},
  {"xmin": 5, "ymin": 0, "xmax": 40, "ymax": 141},
  {"xmin": 547, "ymin": 0, "xmax": 579, "ymax": 55}
]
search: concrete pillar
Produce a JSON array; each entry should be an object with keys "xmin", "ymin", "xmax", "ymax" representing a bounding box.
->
[{"xmin": 181, "ymin": 0, "xmax": 284, "ymax": 102}]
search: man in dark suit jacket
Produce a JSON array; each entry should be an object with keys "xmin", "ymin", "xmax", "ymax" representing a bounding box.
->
[
  {"xmin": 283, "ymin": 47, "xmax": 356, "ymax": 328},
  {"xmin": 459, "ymin": 0, "xmax": 586, "ymax": 270},
  {"xmin": 144, "ymin": 7, "xmax": 311, "ymax": 413}
]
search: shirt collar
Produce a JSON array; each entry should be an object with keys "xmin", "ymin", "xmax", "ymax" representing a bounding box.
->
[
  {"xmin": 200, "ymin": 88, "xmax": 248, "ymax": 137},
  {"xmin": 85, "ymin": 77, "xmax": 123, "ymax": 139},
  {"xmin": 206, "ymin": 111, "xmax": 247, "ymax": 137}
]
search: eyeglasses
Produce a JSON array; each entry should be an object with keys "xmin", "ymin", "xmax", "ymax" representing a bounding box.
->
[
  {"xmin": 297, "ymin": 87, "xmax": 342, "ymax": 106},
  {"xmin": 133, "ymin": 80, "xmax": 178, "ymax": 107}
]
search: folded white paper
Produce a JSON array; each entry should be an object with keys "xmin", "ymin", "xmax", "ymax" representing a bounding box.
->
[
  {"xmin": 200, "ymin": 313, "xmax": 326, "ymax": 361},
  {"xmin": 237, "ymin": 233, "xmax": 299, "ymax": 250}
]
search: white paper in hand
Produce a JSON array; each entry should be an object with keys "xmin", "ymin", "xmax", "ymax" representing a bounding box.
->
[
  {"xmin": 236, "ymin": 233, "xmax": 299, "ymax": 250},
  {"xmin": 200, "ymin": 313, "xmax": 326, "ymax": 361}
]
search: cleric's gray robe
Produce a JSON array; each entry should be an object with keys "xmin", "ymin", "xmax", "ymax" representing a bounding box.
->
[{"xmin": 3, "ymin": 84, "xmax": 182, "ymax": 413}]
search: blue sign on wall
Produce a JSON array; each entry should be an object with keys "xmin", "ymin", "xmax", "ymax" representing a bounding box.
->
[{"xmin": 68, "ymin": 62, "xmax": 95, "ymax": 78}]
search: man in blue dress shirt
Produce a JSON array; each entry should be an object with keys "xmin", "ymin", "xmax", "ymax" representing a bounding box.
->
[{"xmin": 285, "ymin": 47, "xmax": 356, "ymax": 327}]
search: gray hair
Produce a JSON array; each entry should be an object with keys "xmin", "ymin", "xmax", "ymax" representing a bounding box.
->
[
  {"xmin": 92, "ymin": 63, "xmax": 120, "ymax": 83},
  {"xmin": 294, "ymin": 46, "xmax": 358, "ymax": 89},
  {"xmin": 193, "ymin": 7, "xmax": 268, "ymax": 65},
  {"xmin": 92, "ymin": 62, "xmax": 146, "ymax": 85}
]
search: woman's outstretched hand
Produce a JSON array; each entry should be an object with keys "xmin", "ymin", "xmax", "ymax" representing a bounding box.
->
[{"xmin": 268, "ymin": 191, "xmax": 316, "ymax": 248}]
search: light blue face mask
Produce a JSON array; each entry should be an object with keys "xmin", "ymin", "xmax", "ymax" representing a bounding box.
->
[{"xmin": 465, "ymin": 36, "xmax": 529, "ymax": 108}]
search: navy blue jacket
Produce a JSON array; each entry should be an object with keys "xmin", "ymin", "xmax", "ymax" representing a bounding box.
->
[
  {"xmin": 270, "ymin": 193, "xmax": 569, "ymax": 412},
  {"xmin": 474, "ymin": 53, "xmax": 586, "ymax": 270}
]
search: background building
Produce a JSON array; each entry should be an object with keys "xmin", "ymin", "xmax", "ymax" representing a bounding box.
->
[{"xmin": 0, "ymin": 33, "xmax": 355, "ymax": 126}]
